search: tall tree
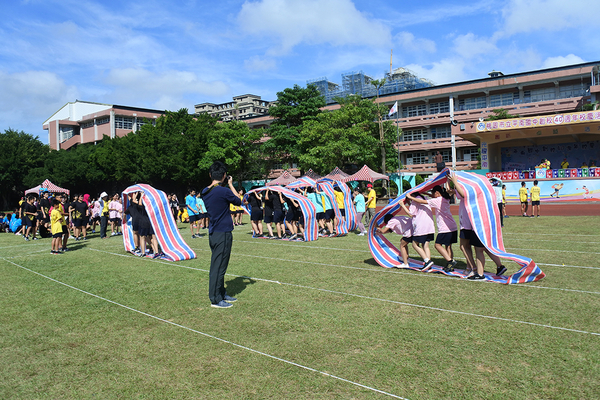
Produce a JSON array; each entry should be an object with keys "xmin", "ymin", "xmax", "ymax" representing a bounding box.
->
[
  {"xmin": 297, "ymin": 95, "xmax": 397, "ymax": 174},
  {"xmin": 263, "ymin": 84, "xmax": 325, "ymax": 169},
  {"xmin": 0, "ymin": 129, "xmax": 48, "ymax": 209}
]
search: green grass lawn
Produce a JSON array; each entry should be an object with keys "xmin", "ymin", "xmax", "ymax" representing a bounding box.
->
[{"xmin": 1, "ymin": 215, "xmax": 599, "ymax": 399}]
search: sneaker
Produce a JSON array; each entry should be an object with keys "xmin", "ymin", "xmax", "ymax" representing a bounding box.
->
[
  {"xmin": 267, "ymin": 235, "xmax": 275, "ymax": 239},
  {"xmin": 24, "ymin": 236, "xmax": 30, "ymax": 241},
  {"xmin": 398, "ymin": 263, "xmax": 409, "ymax": 268},
  {"xmin": 32, "ymin": 237, "xmax": 39, "ymax": 240},
  {"xmin": 223, "ymin": 294, "xmax": 237, "ymax": 303},
  {"xmin": 422, "ymin": 260, "xmax": 434, "ymax": 270},
  {"xmin": 496, "ymin": 265, "xmax": 507, "ymax": 276},
  {"xmin": 467, "ymin": 273, "xmax": 486, "ymax": 280},
  {"xmin": 83, "ymin": 237, "xmax": 87, "ymax": 240},
  {"xmin": 69, "ymin": 235, "xmax": 75, "ymax": 239},
  {"xmin": 111, "ymin": 232, "xmax": 117, "ymax": 236},
  {"xmin": 152, "ymin": 253, "xmax": 161, "ymax": 259},
  {"xmin": 192, "ymin": 234, "xmax": 197, "ymax": 238},
  {"xmin": 211, "ymin": 300, "xmax": 233, "ymax": 309},
  {"xmin": 92, "ymin": 229, "xmax": 96, "ymax": 233},
  {"xmin": 328, "ymin": 233, "xmax": 336, "ymax": 237},
  {"xmin": 357, "ymin": 232, "xmax": 365, "ymax": 236},
  {"xmin": 289, "ymin": 233, "xmax": 297, "ymax": 240}
]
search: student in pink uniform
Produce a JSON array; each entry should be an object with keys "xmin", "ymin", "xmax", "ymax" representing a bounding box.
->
[
  {"xmin": 450, "ymin": 172, "xmax": 507, "ymax": 280},
  {"xmin": 376, "ymin": 200, "xmax": 413, "ymax": 267},
  {"xmin": 405, "ymin": 191, "xmax": 435, "ymax": 270},
  {"xmin": 427, "ymin": 185, "xmax": 458, "ymax": 272}
]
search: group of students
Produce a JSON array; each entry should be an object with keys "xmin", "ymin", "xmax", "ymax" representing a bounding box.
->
[
  {"xmin": 124, "ymin": 191, "xmax": 165, "ymax": 258},
  {"xmin": 3, "ymin": 190, "xmax": 128, "ymax": 254},
  {"xmin": 242, "ymin": 182, "xmax": 378, "ymax": 240},
  {"xmin": 377, "ymin": 172, "xmax": 507, "ymax": 280}
]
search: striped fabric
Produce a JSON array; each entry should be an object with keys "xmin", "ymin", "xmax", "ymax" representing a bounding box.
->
[
  {"xmin": 243, "ymin": 186, "xmax": 319, "ymax": 242},
  {"xmin": 122, "ymin": 184, "xmax": 196, "ymax": 261},
  {"xmin": 286, "ymin": 176, "xmax": 317, "ymax": 190},
  {"xmin": 317, "ymin": 179, "xmax": 348, "ymax": 236},
  {"xmin": 368, "ymin": 169, "xmax": 545, "ymax": 284}
]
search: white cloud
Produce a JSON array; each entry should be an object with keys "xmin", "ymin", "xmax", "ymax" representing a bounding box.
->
[
  {"xmin": 103, "ymin": 68, "xmax": 230, "ymax": 109},
  {"xmin": 244, "ymin": 56, "xmax": 277, "ymax": 73},
  {"xmin": 237, "ymin": 0, "xmax": 391, "ymax": 55},
  {"xmin": 453, "ymin": 33, "xmax": 497, "ymax": 59},
  {"xmin": 0, "ymin": 70, "xmax": 79, "ymax": 134},
  {"xmin": 405, "ymin": 58, "xmax": 468, "ymax": 85},
  {"xmin": 541, "ymin": 54, "xmax": 586, "ymax": 69},
  {"xmin": 499, "ymin": 0, "xmax": 600, "ymax": 36},
  {"xmin": 394, "ymin": 32, "xmax": 436, "ymax": 54}
]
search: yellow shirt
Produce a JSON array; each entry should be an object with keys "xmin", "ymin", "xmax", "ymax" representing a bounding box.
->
[
  {"xmin": 366, "ymin": 189, "xmax": 376, "ymax": 209},
  {"xmin": 519, "ymin": 187, "xmax": 528, "ymax": 202},
  {"xmin": 561, "ymin": 161, "xmax": 569, "ymax": 169},
  {"xmin": 50, "ymin": 209, "xmax": 63, "ymax": 235},
  {"xmin": 334, "ymin": 191, "xmax": 345, "ymax": 209},
  {"xmin": 502, "ymin": 189, "xmax": 506, "ymax": 204},
  {"xmin": 531, "ymin": 186, "xmax": 541, "ymax": 202}
]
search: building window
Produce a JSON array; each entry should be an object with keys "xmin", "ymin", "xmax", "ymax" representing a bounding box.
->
[
  {"xmin": 402, "ymin": 128, "xmax": 427, "ymax": 142},
  {"xmin": 97, "ymin": 117, "xmax": 109, "ymax": 125},
  {"xmin": 405, "ymin": 152, "xmax": 428, "ymax": 165},
  {"xmin": 59, "ymin": 126, "xmax": 74, "ymax": 143},
  {"xmin": 81, "ymin": 121, "xmax": 94, "ymax": 129},
  {"xmin": 489, "ymin": 92, "xmax": 518, "ymax": 107},
  {"xmin": 462, "ymin": 148, "xmax": 478, "ymax": 162},
  {"xmin": 136, "ymin": 118, "xmax": 153, "ymax": 130},
  {"xmin": 431, "ymin": 126, "xmax": 451, "ymax": 139},
  {"xmin": 559, "ymin": 84, "xmax": 589, "ymax": 98},
  {"xmin": 403, "ymin": 104, "xmax": 427, "ymax": 117},
  {"xmin": 457, "ymin": 96, "xmax": 486, "ymax": 111},
  {"xmin": 429, "ymin": 101, "xmax": 449, "ymax": 114},
  {"xmin": 115, "ymin": 116, "xmax": 134, "ymax": 130},
  {"xmin": 523, "ymin": 87, "xmax": 555, "ymax": 103}
]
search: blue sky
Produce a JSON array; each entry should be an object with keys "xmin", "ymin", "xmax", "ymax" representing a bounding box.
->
[{"xmin": 1, "ymin": 0, "xmax": 599, "ymax": 144}]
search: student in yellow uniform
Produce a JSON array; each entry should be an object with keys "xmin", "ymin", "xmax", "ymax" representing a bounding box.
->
[
  {"xmin": 530, "ymin": 180, "xmax": 541, "ymax": 218},
  {"xmin": 519, "ymin": 181, "xmax": 529, "ymax": 217},
  {"xmin": 365, "ymin": 183, "xmax": 377, "ymax": 226},
  {"xmin": 50, "ymin": 199, "xmax": 64, "ymax": 254}
]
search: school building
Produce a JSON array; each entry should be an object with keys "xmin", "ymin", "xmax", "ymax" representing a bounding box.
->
[{"xmin": 43, "ymin": 101, "xmax": 166, "ymax": 151}]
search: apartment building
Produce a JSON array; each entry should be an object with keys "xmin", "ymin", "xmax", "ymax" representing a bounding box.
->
[{"xmin": 194, "ymin": 94, "xmax": 274, "ymax": 122}]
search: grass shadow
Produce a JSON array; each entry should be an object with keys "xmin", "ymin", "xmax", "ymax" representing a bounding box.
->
[{"xmin": 225, "ymin": 276, "xmax": 257, "ymax": 297}]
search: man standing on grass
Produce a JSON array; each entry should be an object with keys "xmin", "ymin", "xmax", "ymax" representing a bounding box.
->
[
  {"xmin": 364, "ymin": 183, "xmax": 377, "ymax": 226},
  {"xmin": 202, "ymin": 161, "xmax": 242, "ymax": 309}
]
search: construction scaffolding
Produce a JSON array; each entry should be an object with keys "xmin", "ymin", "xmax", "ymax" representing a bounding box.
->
[{"xmin": 308, "ymin": 67, "xmax": 434, "ymax": 104}]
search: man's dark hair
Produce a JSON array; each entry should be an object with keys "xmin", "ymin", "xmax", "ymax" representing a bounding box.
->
[
  {"xmin": 209, "ymin": 161, "xmax": 227, "ymax": 181},
  {"xmin": 383, "ymin": 214, "xmax": 393, "ymax": 223},
  {"xmin": 521, "ymin": 181, "xmax": 526, "ymax": 187},
  {"xmin": 52, "ymin": 199, "xmax": 61, "ymax": 206},
  {"xmin": 534, "ymin": 180, "xmax": 538, "ymax": 185}
]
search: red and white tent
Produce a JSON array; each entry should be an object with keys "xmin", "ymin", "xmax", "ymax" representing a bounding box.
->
[
  {"xmin": 25, "ymin": 179, "xmax": 70, "ymax": 195},
  {"xmin": 304, "ymin": 168, "xmax": 322, "ymax": 181},
  {"xmin": 343, "ymin": 165, "xmax": 389, "ymax": 183},
  {"xmin": 323, "ymin": 166, "xmax": 350, "ymax": 181},
  {"xmin": 266, "ymin": 170, "xmax": 298, "ymax": 186}
]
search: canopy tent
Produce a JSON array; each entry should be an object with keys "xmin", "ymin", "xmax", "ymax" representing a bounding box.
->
[
  {"xmin": 286, "ymin": 176, "xmax": 317, "ymax": 189},
  {"xmin": 266, "ymin": 170, "xmax": 298, "ymax": 186},
  {"xmin": 368, "ymin": 168, "xmax": 545, "ymax": 284},
  {"xmin": 342, "ymin": 165, "xmax": 389, "ymax": 183},
  {"xmin": 323, "ymin": 167, "xmax": 350, "ymax": 181},
  {"xmin": 122, "ymin": 184, "xmax": 196, "ymax": 261},
  {"xmin": 304, "ymin": 169, "xmax": 322, "ymax": 181},
  {"xmin": 25, "ymin": 179, "xmax": 70, "ymax": 195}
]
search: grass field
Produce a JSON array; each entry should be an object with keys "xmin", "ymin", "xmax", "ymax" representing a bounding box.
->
[{"xmin": 1, "ymin": 215, "xmax": 599, "ymax": 399}]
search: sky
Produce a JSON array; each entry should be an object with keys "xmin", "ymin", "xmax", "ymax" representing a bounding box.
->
[{"xmin": 1, "ymin": 0, "xmax": 599, "ymax": 144}]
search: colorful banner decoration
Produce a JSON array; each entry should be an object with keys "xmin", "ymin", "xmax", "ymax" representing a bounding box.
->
[
  {"xmin": 368, "ymin": 169, "xmax": 545, "ymax": 284},
  {"xmin": 122, "ymin": 184, "xmax": 196, "ymax": 261},
  {"xmin": 243, "ymin": 186, "xmax": 318, "ymax": 242}
]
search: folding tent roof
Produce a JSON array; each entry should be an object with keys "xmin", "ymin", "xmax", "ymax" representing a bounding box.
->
[
  {"xmin": 323, "ymin": 166, "xmax": 350, "ymax": 181},
  {"xmin": 342, "ymin": 165, "xmax": 389, "ymax": 183},
  {"xmin": 266, "ymin": 170, "xmax": 298, "ymax": 186},
  {"xmin": 24, "ymin": 179, "xmax": 70, "ymax": 195}
]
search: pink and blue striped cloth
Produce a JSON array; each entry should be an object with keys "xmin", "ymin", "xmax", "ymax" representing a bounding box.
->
[
  {"xmin": 368, "ymin": 169, "xmax": 545, "ymax": 284},
  {"xmin": 122, "ymin": 184, "xmax": 196, "ymax": 261}
]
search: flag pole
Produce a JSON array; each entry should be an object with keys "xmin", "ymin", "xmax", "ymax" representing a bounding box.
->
[{"xmin": 395, "ymin": 105, "xmax": 402, "ymax": 195}]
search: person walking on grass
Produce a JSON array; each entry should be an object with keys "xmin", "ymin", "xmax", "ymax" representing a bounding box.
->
[
  {"xmin": 531, "ymin": 180, "xmax": 541, "ymax": 217},
  {"xmin": 202, "ymin": 161, "xmax": 242, "ymax": 309},
  {"xmin": 50, "ymin": 199, "xmax": 64, "ymax": 254},
  {"xmin": 519, "ymin": 181, "xmax": 529, "ymax": 217}
]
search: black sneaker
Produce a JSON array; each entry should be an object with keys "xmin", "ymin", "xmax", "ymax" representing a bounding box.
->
[
  {"xmin": 467, "ymin": 273, "xmax": 486, "ymax": 280},
  {"xmin": 496, "ymin": 265, "xmax": 507, "ymax": 276}
]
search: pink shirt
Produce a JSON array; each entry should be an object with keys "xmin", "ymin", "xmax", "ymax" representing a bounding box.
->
[
  {"xmin": 456, "ymin": 193, "xmax": 472, "ymax": 230},
  {"xmin": 409, "ymin": 201, "xmax": 435, "ymax": 236},
  {"xmin": 109, "ymin": 201, "xmax": 122, "ymax": 219},
  {"xmin": 386, "ymin": 216, "xmax": 412, "ymax": 237},
  {"xmin": 427, "ymin": 197, "xmax": 457, "ymax": 233}
]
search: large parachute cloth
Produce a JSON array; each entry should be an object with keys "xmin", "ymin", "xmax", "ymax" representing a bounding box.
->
[
  {"xmin": 122, "ymin": 184, "xmax": 196, "ymax": 261},
  {"xmin": 316, "ymin": 180, "xmax": 349, "ymax": 236},
  {"xmin": 368, "ymin": 169, "xmax": 545, "ymax": 284},
  {"xmin": 243, "ymin": 186, "xmax": 319, "ymax": 242}
]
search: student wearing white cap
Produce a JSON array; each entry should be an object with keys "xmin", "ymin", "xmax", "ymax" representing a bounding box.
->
[{"xmin": 98, "ymin": 192, "xmax": 110, "ymax": 239}]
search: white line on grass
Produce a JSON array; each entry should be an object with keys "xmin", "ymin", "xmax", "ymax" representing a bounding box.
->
[
  {"xmin": 88, "ymin": 249, "xmax": 600, "ymax": 334},
  {"xmin": 503, "ymin": 232, "xmax": 599, "ymax": 237},
  {"xmin": 1, "ymin": 257, "xmax": 409, "ymax": 400},
  {"xmin": 236, "ymin": 240, "xmax": 600, "ymax": 270}
]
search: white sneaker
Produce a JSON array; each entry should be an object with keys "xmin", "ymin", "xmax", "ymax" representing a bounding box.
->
[
  {"xmin": 357, "ymin": 232, "xmax": 365, "ymax": 236},
  {"xmin": 111, "ymin": 232, "xmax": 117, "ymax": 236}
]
